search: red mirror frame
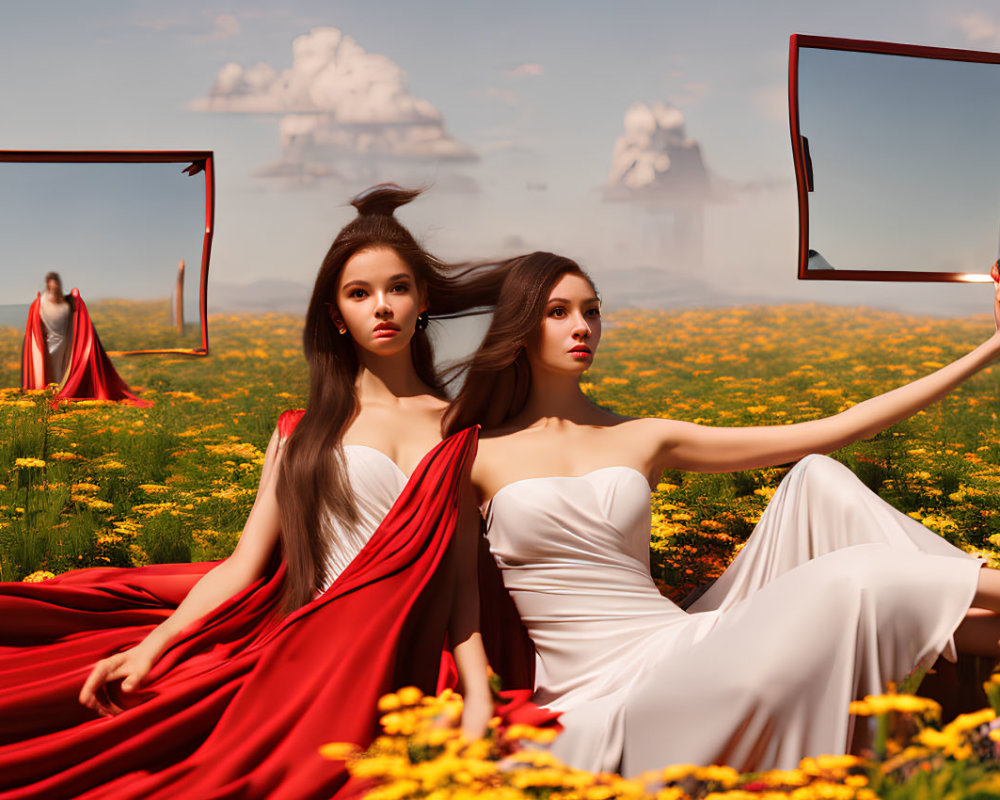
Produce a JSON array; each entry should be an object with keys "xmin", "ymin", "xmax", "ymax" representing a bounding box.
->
[
  {"xmin": 789, "ymin": 34, "xmax": 1000, "ymax": 284},
  {"xmin": 0, "ymin": 149, "xmax": 215, "ymax": 355}
]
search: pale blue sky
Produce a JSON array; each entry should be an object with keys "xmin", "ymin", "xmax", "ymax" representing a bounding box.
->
[{"xmin": 3, "ymin": 0, "xmax": 1000, "ymax": 315}]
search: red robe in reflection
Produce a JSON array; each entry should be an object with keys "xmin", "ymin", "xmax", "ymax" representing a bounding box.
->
[
  {"xmin": 21, "ymin": 289, "xmax": 149, "ymax": 406},
  {"xmin": 0, "ymin": 414, "xmax": 540, "ymax": 799}
]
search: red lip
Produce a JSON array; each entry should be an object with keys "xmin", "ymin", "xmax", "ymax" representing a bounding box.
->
[
  {"xmin": 569, "ymin": 345, "xmax": 592, "ymax": 357},
  {"xmin": 373, "ymin": 323, "xmax": 400, "ymax": 338}
]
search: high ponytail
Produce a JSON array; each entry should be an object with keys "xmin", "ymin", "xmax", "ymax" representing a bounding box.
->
[{"xmin": 350, "ymin": 184, "xmax": 423, "ymax": 217}]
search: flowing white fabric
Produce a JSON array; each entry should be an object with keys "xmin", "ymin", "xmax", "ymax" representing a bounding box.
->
[
  {"xmin": 317, "ymin": 445, "xmax": 407, "ymax": 592},
  {"xmin": 485, "ymin": 455, "xmax": 982, "ymax": 775},
  {"xmin": 39, "ymin": 295, "xmax": 72, "ymax": 383}
]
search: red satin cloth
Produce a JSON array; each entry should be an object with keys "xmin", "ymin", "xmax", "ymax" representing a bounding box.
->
[
  {"xmin": 0, "ymin": 421, "xmax": 544, "ymax": 799},
  {"xmin": 21, "ymin": 290, "xmax": 149, "ymax": 406}
]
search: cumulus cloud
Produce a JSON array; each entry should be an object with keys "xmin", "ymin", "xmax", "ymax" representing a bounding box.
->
[
  {"xmin": 954, "ymin": 12, "xmax": 1000, "ymax": 48},
  {"xmin": 604, "ymin": 102, "xmax": 711, "ymax": 203},
  {"xmin": 191, "ymin": 27, "xmax": 475, "ymax": 164}
]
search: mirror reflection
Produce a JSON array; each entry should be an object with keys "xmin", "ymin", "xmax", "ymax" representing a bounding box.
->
[
  {"xmin": 795, "ymin": 43, "xmax": 1000, "ymax": 279},
  {"xmin": 0, "ymin": 160, "xmax": 208, "ymax": 384}
]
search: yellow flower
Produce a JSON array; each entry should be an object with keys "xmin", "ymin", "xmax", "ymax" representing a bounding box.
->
[
  {"xmin": 22, "ymin": 570, "xmax": 56, "ymax": 582},
  {"xmin": 503, "ymin": 723, "xmax": 559, "ymax": 744},
  {"xmin": 659, "ymin": 764, "xmax": 699, "ymax": 783},
  {"xmin": 364, "ymin": 779, "xmax": 420, "ymax": 800},
  {"xmin": 318, "ymin": 742, "xmax": 360, "ymax": 761},
  {"xmin": 944, "ymin": 707, "xmax": 995, "ymax": 734},
  {"xmin": 849, "ymin": 693, "xmax": 940, "ymax": 718},
  {"xmin": 72, "ymin": 482, "xmax": 100, "ymax": 493},
  {"xmin": 74, "ymin": 496, "xmax": 113, "ymax": 511},
  {"xmin": 14, "ymin": 458, "xmax": 45, "ymax": 468},
  {"xmin": 395, "ymin": 686, "xmax": 424, "ymax": 706},
  {"xmin": 693, "ymin": 764, "xmax": 739, "ymax": 787}
]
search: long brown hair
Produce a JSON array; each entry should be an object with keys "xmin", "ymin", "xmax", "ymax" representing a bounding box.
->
[
  {"xmin": 443, "ymin": 251, "xmax": 595, "ymax": 437},
  {"xmin": 277, "ymin": 184, "xmax": 506, "ymax": 612}
]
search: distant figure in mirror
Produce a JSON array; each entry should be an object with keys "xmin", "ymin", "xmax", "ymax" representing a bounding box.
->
[
  {"xmin": 21, "ymin": 272, "xmax": 148, "ymax": 405},
  {"xmin": 38, "ymin": 271, "xmax": 73, "ymax": 382}
]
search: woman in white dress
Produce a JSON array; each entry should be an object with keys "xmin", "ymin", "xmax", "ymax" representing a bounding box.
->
[
  {"xmin": 38, "ymin": 271, "xmax": 73, "ymax": 382},
  {"xmin": 444, "ymin": 251, "xmax": 1000, "ymax": 775}
]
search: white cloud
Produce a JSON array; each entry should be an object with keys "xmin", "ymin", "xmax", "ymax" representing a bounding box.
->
[
  {"xmin": 193, "ymin": 27, "xmax": 441, "ymax": 120},
  {"xmin": 191, "ymin": 27, "xmax": 474, "ymax": 164},
  {"xmin": 278, "ymin": 113, "xmax": 475, "ymax": 161},
  {"xmin": 503, "ymin": 64, "xmax": 544, "ymax": 78},
  {"xmin": 954, "ymin": 12, "xmax": 1000, "ymax": 48},
  {"xmin": 604, "ymin": 102, "xmax": 710, "ymax": 200}
]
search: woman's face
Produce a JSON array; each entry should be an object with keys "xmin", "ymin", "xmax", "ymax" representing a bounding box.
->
[
  {"xmin": 528, "ymin": 272, "xmax": 601, "ymax": 376},
  {"xmin": 332, "ymin": 247, "xmax": 426, "ymax": 357},
  {"xmin": 45, "ymin": 279, "xmax": 60, "ymax": 297}
]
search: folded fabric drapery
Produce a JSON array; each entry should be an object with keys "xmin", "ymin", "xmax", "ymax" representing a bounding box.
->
[
  {"xmin": 0, "ymin": 420, "xmax": 543, "ymax": 799},
  {"xmin": 21, "ymin": 289, "xmax": 149, "ymax": 406}
]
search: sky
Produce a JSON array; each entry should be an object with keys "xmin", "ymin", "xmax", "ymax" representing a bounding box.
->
[{"xmin": 3, "ymin": 0, "xmax": 1000, "ymax": 318}]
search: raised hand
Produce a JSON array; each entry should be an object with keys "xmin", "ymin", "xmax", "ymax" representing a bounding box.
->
[{"xmin": 992, "ymin": 260, "xmax": 1000, "ymax": 332}]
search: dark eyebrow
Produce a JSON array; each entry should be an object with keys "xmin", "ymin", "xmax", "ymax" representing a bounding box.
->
[
  {"xmin": 547, "ymin": 296, "xmax": 600, "ymax": 305},
  {"xmin": 342, "ymin": 273, "xmax": 413, "ymax": 290}
]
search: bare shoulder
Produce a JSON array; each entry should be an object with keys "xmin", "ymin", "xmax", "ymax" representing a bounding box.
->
[{"xmin": 615, "ymin": 415, "xmax": 688, "ymax": 442}]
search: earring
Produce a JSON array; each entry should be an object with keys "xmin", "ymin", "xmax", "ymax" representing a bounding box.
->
[
  {"xmin": 415, "ymin": 311, "xmax": 429, "ymax": 332},
  {"xmin": 332, "ymin": 318, "xmax": 347, "ymax": 335}
]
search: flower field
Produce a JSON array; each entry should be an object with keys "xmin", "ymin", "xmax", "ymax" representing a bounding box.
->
[
  {"xmin": 6, "ymin": 302, "xmax": 1000, "ymax": 798},
  {"xmin": 3, "ymin": 303, "xmax": 1000, "ymax": 589}
]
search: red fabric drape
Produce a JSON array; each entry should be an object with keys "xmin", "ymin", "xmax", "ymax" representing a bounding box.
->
[
  {"xmin": 0, "ymin": 422, "xmax": 542, "ymax": 799},
  {"xmin": 19, "ymin": 294, "xmax": 46, "ymax": 391},
  {"xmin": 20, "ymin": 290, "xmax": 149, "ymax": 406}
]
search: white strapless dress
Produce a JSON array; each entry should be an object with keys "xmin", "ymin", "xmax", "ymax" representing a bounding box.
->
[
  {"xmin": 316, "ymin": 445, "xmax": 408, "ymax": 593},
  {"xmin": 485, "ymin": 454, "xmax": 982, "ymax": 775}
]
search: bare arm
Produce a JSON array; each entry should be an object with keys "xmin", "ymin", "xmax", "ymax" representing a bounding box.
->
[
  {"xmin": 80, "ymin": 426, "xmax": 286, "ymax": 715},
  {"xmin": 448, "ymin": 490, "xmax": 492, "ymax": 738},
  {"xmin": 653, "ymin": 309, "xmax": 1000, "ymax": 474}
]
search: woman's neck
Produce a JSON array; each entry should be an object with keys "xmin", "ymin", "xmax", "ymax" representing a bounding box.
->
[
  {"xmin": 355, "ymin": 347, "xmax": 431, "ymax": 403},
  {"xmin": 515, "ymin": 368, "xmax": 599, "ymax": 427}
]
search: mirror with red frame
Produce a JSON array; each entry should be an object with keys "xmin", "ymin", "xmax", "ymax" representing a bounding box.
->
[{"xmin": 790, "ymin": 35, "xmax": 1000, "ymax": 284}]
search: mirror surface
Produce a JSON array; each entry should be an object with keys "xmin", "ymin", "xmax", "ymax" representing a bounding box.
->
[
  {"xmin": 796, "ymin": 43, "xmax": 1000, "ymax": 279},
  {"xmin": 0, "ymin": 160, "xmax": 208, "ymax": 373}
]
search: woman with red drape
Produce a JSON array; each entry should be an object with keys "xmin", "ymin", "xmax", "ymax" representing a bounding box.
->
[
  {"xmin": 21, "ymin": 271, "xmax": 147, "ymax": 405},
  {"xmin": 0, "ymin": 185, "xmax": 538, "ymax": 799}
]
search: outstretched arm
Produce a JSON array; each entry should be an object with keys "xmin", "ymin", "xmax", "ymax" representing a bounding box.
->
[
  {"xmin": 447, "ymin": 491, "xmax": 493, "ymax": 738},
  {"xmin": 651, "ymin": 287, "xmax": 1000, "ymax": 474},
  {"xmin": 79, "ymin": 426, "xmax": 287, "ymax": 715}
]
